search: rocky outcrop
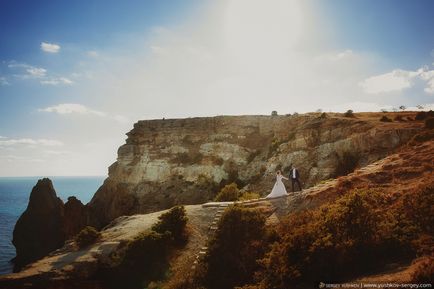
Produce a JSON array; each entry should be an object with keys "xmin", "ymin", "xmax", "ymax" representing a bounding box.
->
[
  {"xmin": 12, "ymin": 178, "xmax": 65, "ymax": 272},
  {"xmin": 88, "ymin": 114, "xmax": 422, "ymax": 227},
  {"xmin": 63, "ymin": 196, "xmax": 88, "ymax": 239}
]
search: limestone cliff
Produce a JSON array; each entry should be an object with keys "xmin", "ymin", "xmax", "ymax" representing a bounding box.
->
[{"xmin": 88, "ymin": 113, "xmax": 421, "ymax": 227}]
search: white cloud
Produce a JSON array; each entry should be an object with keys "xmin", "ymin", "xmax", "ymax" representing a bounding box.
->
[
  {"xmin": 38, "ymin": 103, "xmax": 129, "ymax": 123},
  {"xmin": 0, "ymin": 137, "xmax": 63, "ymax": 147},
  {"xmin": 8, "ymin": 62, "xmax": 47, "ymax": 78},
  {"xmin": 40, "ymin": 77, "xmax": 73, "ymax": 85},
  {"xmin": 26, "ymin": 67, "xmax": 47, "ymax": 78},
  {"xmin": 0, "ymin": 76, "xmax": 9, "ymax": 85},
  {"xmin": 41, "ymin": 42, "xmax": 61, "ymax": 53},
  {"xmin": 39, "ymin": 103, "xmax": 106, "ymax": 116},
  {"xmin": 360, "ymin": 67, "xmax": 434, "ymax": 94}
]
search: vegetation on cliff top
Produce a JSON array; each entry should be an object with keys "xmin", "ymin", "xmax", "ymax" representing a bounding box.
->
[
  {"xmin": 173, "ymin": 183, "xmax": 433, "ymax": 289},
  {"xmin": 98, "ymin": 206, "xmax": 189, "ymax": 289}
]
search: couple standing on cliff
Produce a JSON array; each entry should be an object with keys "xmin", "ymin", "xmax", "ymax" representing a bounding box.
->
[{"xmin": 266, "ymin": 165, "xmax": 302, "ymax": 198}]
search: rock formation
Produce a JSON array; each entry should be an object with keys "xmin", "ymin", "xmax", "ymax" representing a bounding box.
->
[
  {"xmin": 12, "ymin": 178, "xmax": 65, "ymax": 272},
  {"xmin": 88, "ymin": 114, "xmax": 420, "ymax": 227},
  {"xmin": 63, "ymin": 196, "xmax": 88, "ymax": 239}
]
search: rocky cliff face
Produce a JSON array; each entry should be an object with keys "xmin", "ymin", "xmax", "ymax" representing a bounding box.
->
[
  {"xmin": 12, "ymin": 178, "xmax": 65, "ymax": 272},
  {"xmin": 88, "ymin": 114, "xmax": 420, "ymax": 227}
]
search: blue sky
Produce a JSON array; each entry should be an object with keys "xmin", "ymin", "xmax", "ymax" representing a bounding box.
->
[{"xmin": 0, "ymin": 0, "xmax": 433, "ymax": 176}]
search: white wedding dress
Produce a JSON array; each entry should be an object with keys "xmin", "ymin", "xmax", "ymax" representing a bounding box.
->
[{"xmin": 266, "ymin": 174, "xmax": 288, "ymax": 198}]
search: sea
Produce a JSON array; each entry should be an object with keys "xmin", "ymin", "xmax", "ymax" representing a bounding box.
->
[{"xmin": 0, "ymin": 176, "xmax": 105, "ymax": 275}]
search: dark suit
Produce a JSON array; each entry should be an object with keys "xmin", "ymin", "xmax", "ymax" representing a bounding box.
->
[{"xmin": 289, "ymin": 168, "xmax": 302, "ymax": 192}]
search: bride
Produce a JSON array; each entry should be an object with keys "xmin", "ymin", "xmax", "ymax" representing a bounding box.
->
[{"xmin": 266, "ymin": 170, "xmax": 289, "ymax": 198}]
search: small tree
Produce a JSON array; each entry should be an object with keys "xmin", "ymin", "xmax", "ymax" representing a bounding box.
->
[
  {"xmin": 399, "ymin": 105, "xmax": 406, "ymax": 111},
  {"xmin": 271, "ymin": 111, "xmax": 278, "ymax": 116},
  {"xmin": 344, "ymin": 109, "xmax": 354, "ymax": 118}
]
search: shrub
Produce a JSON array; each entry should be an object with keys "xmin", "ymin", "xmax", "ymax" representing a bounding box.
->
[
  {"xmin": 215, "ymin": 183, "xmax": 240, "ymax": 202},
  {"xmin": 425, "ymin": 117, "xmax": 434, "ymax": 129},
  {"xmin": 202, "ymin": 206, "xmax": 267, "ymax": 289},
  {"xmin": 402, "ymin": 185, "xmax": 434, "ymax": 235},
  {"xmin": 173, "ymin": 152, "xmax": 202, "ymax": 164},
  {"xmin": 415, "ymin": 111, "xmax": 427, "ymax": 120},
  {"xmin": 101, "ymin": 231, "xmax": 172, "ymax": 289},
  {"xmin": 380, "ymin": 115, "xmax": 393, "ymax": 122},
  {"xmin": 414, "ymin": 110, "xmax": 434, "ymax": 120},
  {"xmin": 412, "ymin": 256, "xmax": 434, "ymax": 283},
  {"xmin": 248, "ymin": 190, "xmax": 406, "ymax": 289},
  {"xmin": 334, "ymin": 151, "xmax": 359, "ymax": 177},
  {"xmin": 271, "ymin": 111, "xmax": 278, "ymax": 116},
  {"xmin": 238, "ymin": 192, "xmax": 261, "ymax": 201},
  {"xmin": 100, "ymin": 206, "xmax": 189, "ymax": 289},
  {"xmin": 394, "ymin": 115, "xmax": 405, "ymax": 122},
  {"xmin": 344, "ymin": 109, "xmax": 354, "ymax": 117},
  {"xmin": 320, "ymin": 112, "xmax": 327, "ymax": 119},
  {"xmin": 75, "ymin": 226, "xmax": 101, "ymax": 248},
  {"xmin": 152, "ymin": 206, "xmax": 188, "ymax": 245}
]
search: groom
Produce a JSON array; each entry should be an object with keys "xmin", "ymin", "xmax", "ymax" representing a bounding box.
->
[{"xmin": 288, "ymin": 164, "xmax": 302, "ymax": 192}]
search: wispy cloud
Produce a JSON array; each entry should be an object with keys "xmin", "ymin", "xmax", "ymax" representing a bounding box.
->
[
  {"xmin": 7, "ymin": 61, "xmax": 73, "ymax": 85},
  {"xmin": 0, "ymin": 76, "xmax": 9, "ymax": 86},
  {"xmin": 38, "ymin": 103, "xmax": 129, "ymax": 123},
  {"xmin": 8, "ymin": 62, "xmax": 47, "ymax": 79},
  {"xmin": 40, "ymin": 77, "xmax": 73, "ymax": 85},
  {"xmin": 39, "ymin": 103, "xmax": 106, "ymax": 116},
  {"xmin": 360, "ymin": 66, "xmax": 434, "ymax": 94},
  {"xmin": 0, "ymin": 155, "xmax": 45, "ymax": 163},
  {"xmin": 41, "ymin": 42, "xmax": 60, "ymax": 53},
  {"xmin": 0, "ymin": 137, "xmax": 63, "ymax": 147}
]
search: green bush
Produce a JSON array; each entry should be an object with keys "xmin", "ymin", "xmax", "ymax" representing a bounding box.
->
[
  {"xmin": 101, "ymin": 231, "xmax": 171, "ymax": 289},
  {"xmin": 214, "ymin": 183, "xmax": 240, "ymax": 202},
  {"xmin": 380, "ymin": 115, "xmax": 393, "ymax": 122},
  {"xmin": 425, "ymin": 117, "xmax": 434, "ymax": 129},
  {"xmin": 75, "ymin": 226, "xmax": 101, "ymax": 249},
  {"xmin": 99, "ymin": 206, "xmax": 189, "ymax": 289},
  {"xmin": 344, "ymin": 109, "xmax": 354, "ymax": 117},
  {"xmin": 202, "ymin": 206, "xmax": 267, "ymax": 289},
  {"xmin": 152, "ymin": 206, "xmax": 188, "ymax": 245}
]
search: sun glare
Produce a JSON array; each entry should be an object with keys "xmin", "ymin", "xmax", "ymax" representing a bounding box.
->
[{"xmin": 223, "ymin": 0, "xmax": 303, "ymax": 60}]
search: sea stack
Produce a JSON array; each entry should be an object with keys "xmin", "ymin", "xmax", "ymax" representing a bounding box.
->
[{"xmin": 12, "ymin": 178, "xmax": 65, "ymax": 272}]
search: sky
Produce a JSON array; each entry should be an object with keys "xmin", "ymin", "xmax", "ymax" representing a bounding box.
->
[{"xmin": 0, "ymin": 0, "xmax": 434, "ymax": 177}]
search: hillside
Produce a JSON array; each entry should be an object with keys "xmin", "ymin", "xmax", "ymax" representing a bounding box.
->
[
  {"xmin": 1, "ymin": 112, "xmax": 432, "ymax": 288},
  {"xmin": 1, "ymin": 111, "xmax": 433, "ymax": 288}
]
